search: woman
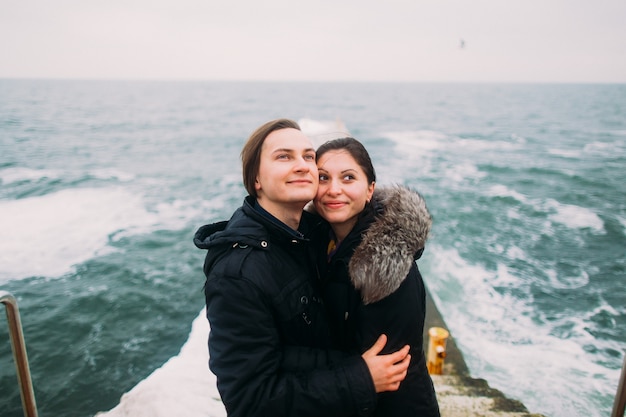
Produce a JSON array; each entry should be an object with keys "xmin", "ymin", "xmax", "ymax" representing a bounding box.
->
[
  {"xmin": 194, "ymin": 120, "xmax": 410, "ymax": 417},
  {"xmin": 312, "ymin": 137, "xmax": 440, "ymax": 417}
]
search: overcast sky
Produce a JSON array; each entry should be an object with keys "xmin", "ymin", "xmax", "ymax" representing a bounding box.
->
[{"xmin": 1, "ymin": 0, "xmax": 625, "ymax": 83}]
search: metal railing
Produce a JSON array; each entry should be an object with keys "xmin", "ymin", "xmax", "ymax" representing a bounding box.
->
[
  {"xmin": 1, "ymin": 291, "xmax": 38, "ymax": 417},
  {"xmin": 613, "ymin": 352, "xmax": 626, "ymax": 417}
]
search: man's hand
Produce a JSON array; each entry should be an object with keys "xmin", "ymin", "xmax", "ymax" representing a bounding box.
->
[{"xmin": 361, "ymin": 334, "xmax": 410, "ymax": 393}]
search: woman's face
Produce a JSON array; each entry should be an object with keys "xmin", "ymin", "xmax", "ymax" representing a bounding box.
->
[{"xmin": 314, "ymin": 150, "xmax": 374, "ymax": 241}]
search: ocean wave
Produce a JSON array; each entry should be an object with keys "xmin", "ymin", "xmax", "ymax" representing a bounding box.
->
[
  {"xmin": 547, "ymin": 148, "xmax": 582, "ymax": 158},
  {"xmin": 0, "ymin": 187, "xmax": 148, "ymax": 281},
  {"xmin": 0, "ymin": 166, "xmax": 61, "ymax": 184},
  {"xmin": 0, "ymin": 166, "xmax": 136, "ymax": 192},
  {"xmin": 441, "ymin": 161, "xmax": 487, "ymax": 184},
  {"xmin": 88, "ymin": 168, "xmax": 136, "ymax": 182},
  {"xmin": 383, "ymin": 130, "xmax": 448, "ymax": 153},
  {"xmin": 504, "ymin": 244, "xmax": 527, "ymax": 261},
  {"xmin": 453, "ymin": 136, "xmax": 525, "ymax": 151},
  {"xmin": 546, "ymin": 199, "xmax": 605, "ymax": 233},
  {"xmin": 545, "ymin": 268, "xmax": 590, "ymax": 290},
  {"xmin": 583, "ymin": 141, "xmax": 624, "ymax": 156},
  {"xmin": 384, "ymin": 129, "xmax": 526, "ymax": 154},
  {"xmin": 485, "ymin": 184, "xmax": 528, "ymax": 203},
  {"xmin": 548, "ymin": 137, "xmax": 625, "ymax": 159},
  {"xmin": 423, "ymin": 245, "xmax": 620, "ymax": 417},
  {"xmin": 617, "ymin": 215, "xmax": 626, "ymax": 233},
  {"xmin": 0, "ymin": 187, "xmax": 216, "ymax": 282},
  {"xmin": 298, "ymin": 117, "xmax": 350, "ymax": 146},
  {"xmin": 95, "ymin": 309, "xmax": 225, "ymax": 417},
  {"xmin": 483, "ymin": 184, "xmax": 605, "ymax": 233}
]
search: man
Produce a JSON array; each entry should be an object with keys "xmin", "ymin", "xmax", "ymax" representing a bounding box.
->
[{"xmin": 194, "ymin": 119, "xmax": 409, "ymax": 417}]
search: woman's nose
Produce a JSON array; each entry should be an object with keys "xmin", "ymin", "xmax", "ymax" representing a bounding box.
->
[{"xmin": 327, "ymin": 179, "xmax": 341, "ymax": 194}]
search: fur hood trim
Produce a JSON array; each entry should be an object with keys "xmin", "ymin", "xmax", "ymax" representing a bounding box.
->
[{"xmin": 350, "ymin": 185, "xmax": 432, "ymax": 304}]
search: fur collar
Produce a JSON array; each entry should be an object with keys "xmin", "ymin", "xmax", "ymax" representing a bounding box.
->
[{"xmin": 349, "ymin": 185, "xmax": 432, "ymax": 304}]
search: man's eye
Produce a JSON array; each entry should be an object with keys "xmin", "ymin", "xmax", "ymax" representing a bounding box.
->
[
  {"xmin": 304, "ymin": 154, "xmax": 315, "ymax": 161},
  {"xmin": 277, "ymin": 154, "xmax": 290, "ymax": 159}
]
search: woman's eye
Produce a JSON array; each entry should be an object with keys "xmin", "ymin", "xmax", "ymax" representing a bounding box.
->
[
  {"xmin": 343, "ymin": 175, "xmax": 355, "ymax": 181},
  {"xmin": 304, "ymin": 154, "xmax": 315, "ymax": 161},
  {"xmin": 319, "ymin": 175, "xmax": 328, "ymax": 181},
  {"xmin": 277, "ymin": 154, "xmax": 290, "ymax": 160}
]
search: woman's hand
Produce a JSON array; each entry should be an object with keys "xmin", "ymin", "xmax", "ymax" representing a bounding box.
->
[{"xmin": 361, "ymin": 334, "xmax": 410, "ymax": 393}]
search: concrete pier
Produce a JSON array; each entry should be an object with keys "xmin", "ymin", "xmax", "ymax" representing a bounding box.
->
[{"xmin": 424, "ymin": 289, "xmax": 547, "ymax": 417}]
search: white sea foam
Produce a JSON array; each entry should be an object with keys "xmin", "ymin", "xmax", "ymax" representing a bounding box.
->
[
  {"xmin": 384, "ymin": 130, "xmax": 447, "ymax": 154},
  {"xmin": 485, "ymin": 186, "xmax": 605, "ymax": 234},
  {"xmin": 617, "ymin": 215, "xmax": 626, "ymax": 232},
  {"xmin": 442, "ymin": 162, "xmax": 486, "ymax": 184},
  {"xmin": 583, "ymin": 141, "xmax": 616, "ymax": 156},
  {"xmin": 0, "ymin": 166, "xmax": 136, "ymax": 185},
  {"xmin": 485, "ymin": 184, "xmax": 528, "ymax": 203},
  {"xmin": 0, "ymin": 187, "xmax": 148, "ymax": 281},
  {"xmin": 493, "ymin": 262, "xmax": 524, "ymax": 287},
  {"xmin": 298, "ymin": 117, "xmax": 350, "ymax": 147},
  {"xmin": 0, "ymin": 187, "xmax": 211, "ymax": 282},
  {"xmin": 546, "ymin": 268, "xmax": 590, "ymax": 290},
  {"xmin": 547, "ymin": 148, "xmax": 582, "ymax": 158},
  {"xmin": 504, "ymin": 245, "xmax": 527, "ymax": 261},
  {"xmin": 386, "ymin": 130, "xmax": 525, "ymax": 153},
  {"xmin": 452, "ymin": 137, "xmax": 524, "ymax": 151},
  {"xmin": 384, "ymin": 131, "xmax": 527, "ymax": 186},
  {"xmin": 371, "ymin": 130, "xmax": 444, "ymax": 183},
  {"xmin": 89, "ymin": 168, "xmax": 136, "ymax": 182},
  {"xmin": 95, "ymin": 309, "xmax": 226, "ymax": 417},
  {"xmin": 0, "ymin": 167, "xmax": 60, "ymax": 184},
  {"xmin": 506, "ymin": 207, "xmax": 522, "ymax": 220},
  {"xmin": 548, "ymin": 139, "xmax": 624, "ymax": 158},
  {"xmin": 423, "ymin": 245, "xmax": 620, "ymax": 417},
  {"xmin": 546, "ymin": 199, "xmax": 605, "ymax": 233}
]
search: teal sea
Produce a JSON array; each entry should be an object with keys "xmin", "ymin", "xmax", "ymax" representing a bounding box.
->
[{"xmin": 0, "ymin": 80, "xmax": 625, "ymax": 417}]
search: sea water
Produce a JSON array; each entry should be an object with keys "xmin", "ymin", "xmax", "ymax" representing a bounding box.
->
[{"xmin": 0, "ymin": 80, "xmax": 624, "ymax": 417}]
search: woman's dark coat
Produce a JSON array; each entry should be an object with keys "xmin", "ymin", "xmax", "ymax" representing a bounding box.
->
[
  {"xmin": 313, "ymin": 185, "xmax": 441, "ymax": 417},
  {"xmin": 193, "ymin": 196, "xmax": 376, "ymax": 417}
]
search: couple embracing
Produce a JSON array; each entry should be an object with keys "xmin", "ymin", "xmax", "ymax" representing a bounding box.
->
[{"xmin": 194, "ymin": 119, "xmax": 439, "ymax": 417}]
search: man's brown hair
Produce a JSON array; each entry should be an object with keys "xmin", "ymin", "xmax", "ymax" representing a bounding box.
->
[{"xmin": 241, "ymin": 118, "xmax": 301, "ymax": 198}]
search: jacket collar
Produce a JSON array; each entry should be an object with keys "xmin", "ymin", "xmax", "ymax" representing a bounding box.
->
[
  {"xmin": 252, "ymin": 198, "xmax": 304, "ymax": 240},
  {"xmin": 193, "ymin": 196, "xmax": 312, "ymax": 251}
]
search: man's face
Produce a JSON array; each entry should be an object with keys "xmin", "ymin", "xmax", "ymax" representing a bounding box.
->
[{"xmin": 255, "ymin": 128, "xmax": 318, "ymax": 213}]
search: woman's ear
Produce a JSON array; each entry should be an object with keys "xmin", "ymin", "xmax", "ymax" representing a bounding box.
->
[{"xmin": 366, "ymin": 181, "xmax": 375, "ymax": 203}]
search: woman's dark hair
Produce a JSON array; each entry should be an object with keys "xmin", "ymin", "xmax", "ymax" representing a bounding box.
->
[
  {"xmin": 316, "ymin": 137, "xmax": 376, "ymax": 184},
  {"xmin": 241, "ymin": 118, "xmax": 301, "ymax": 198}
]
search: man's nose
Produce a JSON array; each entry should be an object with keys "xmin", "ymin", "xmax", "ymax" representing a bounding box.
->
[{"xmin": 294, "ymin": 156, "xmax": 311, "ymax": 171}]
